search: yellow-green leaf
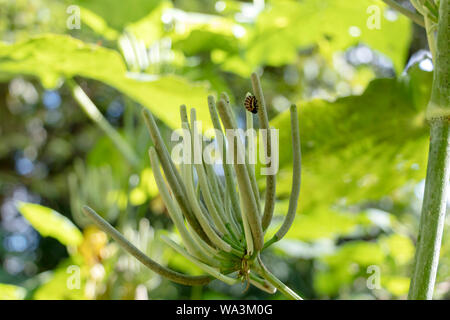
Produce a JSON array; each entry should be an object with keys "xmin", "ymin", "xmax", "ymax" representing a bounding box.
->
[
  {"xmin": 17, "ymin": 202, "xmax": 83, "ymax": 247},
  {"xmin": 0, "ymin": 283, "xmax": 27, "ymax": 300}
]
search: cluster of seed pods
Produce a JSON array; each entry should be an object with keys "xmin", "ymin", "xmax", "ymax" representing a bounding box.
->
[{"xmin": 83, "ymin": 73, "xmax": 302, "ymax": 299}]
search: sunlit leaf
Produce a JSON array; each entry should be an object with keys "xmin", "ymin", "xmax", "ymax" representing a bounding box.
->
[
  {"xmin": 17, "ymin": 202, "xmax": 83, "ymax": 246},
  {"xmin": 70, "ymin": 0, "xmax": 164, "ymax": 31},
  {"xmin": 271, "ymin": 67, "xmax": 432, "ymax": 217},
  {"xmin": 266, "ymin": 201, "xmax": 372, "ymax": 241},
  {"xmin": 382, "ymin": 276, "xmax": 410, "ymax": 296},
  {"xmin": 33, "ymin": 258, "xmax": 86, "ymax": 300},
  {"xmin": 0, "ymin": 283, "xmax": 27, "ymax": 300},
  {"xmin": 0, "ymin": 35, "xmax": 212, "ymax": 128},
  {"xmin": 78, "ymin": 7, "xmax": 120, "ymax": 40},
  {"xmin": 314, "ymin": 241, "xmax": 385, "ymax": 295},
  {"xmin": 248, "ymin": 0, "xmax": 411, "ymax": 73},
  {"xmin": 380, "ymin": 234, "xmax": 415, "ymax": 266}
]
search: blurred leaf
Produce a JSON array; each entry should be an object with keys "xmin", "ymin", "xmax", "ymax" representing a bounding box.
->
[
  {"xmin": 0, "ymin": 34, "xmax": 212, "ymax": 128},
  {"xmin": 174, "ymin": 30, "xmax": 239, "ymax": 56},
  {"xmin": 380, "ymin": 234, "xmax": 415, "ymax": 266},
  {"xmin": 323, "ymin": 241, "xmax": 385, "ymax": 267},
  {"xmin": 271, "ymin": 67, "xmax": 432, "ymax": 216},
  {"xmin": 70, "ymin": 0, "xmax": 164, "ymax": 31},
  {"xmin": 266, "ymin": 201, "xmax": 371, "ymax": 241},
  {"xmin": 0, "ymin": 283, "xmax": 27, "ymax": 300},
  {"xmin": 382, "ymin": 276, "xmax": 410, "ymax": 296},
  {"xmin": 78, "ymin": 7, "xmax": 120, "ymax": 40},
  {"xmin": 314, "ymin": 241, "xmax": 385, "ymax": 295},
  {"xmin": 248, "ymin": 0, "xmax": 411, "ymax": 72},
  {"xmin": 130, "ymin": 168, "xmax": 160, "ymax": 206},
  {"xmin": 17, "ymin": 202, "xmax": 83, "ymax": 246},
  {"xmin": 124, "ymin": 0, "xmax": 172, "ymax": 45},
  {"xmin": 33, "ymin": 258, "xmax": 86, "ymax": 300}
]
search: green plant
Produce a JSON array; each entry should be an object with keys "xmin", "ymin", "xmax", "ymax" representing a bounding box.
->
[
  {"xmin": 82, "ymin": 72, "xmax": 303, "ymax": 299},
  {"xmin": 407, "ymin": 0, "xmax": 449, "ymax": 300},
  {"xmin": 383, "ymin": 0, "xmax": 449, "ymax": 300}
]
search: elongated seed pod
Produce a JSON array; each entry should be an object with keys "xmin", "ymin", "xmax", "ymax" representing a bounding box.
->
[
  {"xmin": 251, "ymin": 72, "xmax": 277, "ymax": 231},
  {"xmin": 264, "ymin": 104, "xmax": 301, "ymax": 249},
  {"xmin": 161, "ymin": 235, "xmax": 239, "ymax": 285},
  {"xmin": 148, "ymin": 147, "xmax": 219, "ymax": 267},
  {"xmin": 217, "ymin": 98, "xmax": 264, "ymax": 251},
  {"xmin": 142, "ymin": 109, "xmax": 210, "ymax": 245},
  {"xmin": 207, "ymin": 95, "xmax": 242, "ymax": 224},
  {"xmin": 190, "ymin": 112, "xmax": 228, "ymax": 235},
  {"xmin": 245, "ymin": 109, "xmax": 261, "ymax": 213},
  {"xmin": 221, "ymin": 93, "xmax": 261, "ymax": 216},
  {"xmin": 274, "ymin": 104, "xmax": 301, "ymax": 240},
  {"xmin": 180, "ymin": 121, "xmax": 235, "ymax": 254},
  {"xmin": 82, "ymin": 206, "xmax": 211, "ymax": 286}
]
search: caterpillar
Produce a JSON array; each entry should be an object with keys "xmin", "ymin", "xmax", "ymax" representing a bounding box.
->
[{"xmin": 244, "ymin": 93, "xmax": 258, "ymax": 114}]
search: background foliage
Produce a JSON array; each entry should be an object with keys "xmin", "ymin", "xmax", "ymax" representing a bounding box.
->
[{"xmin": 0, "ymin": 0, "xmax": 448, "ymax": 300}]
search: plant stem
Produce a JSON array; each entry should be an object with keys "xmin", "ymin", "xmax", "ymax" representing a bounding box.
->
[
  {"xmin": 67, "ymin": 79, "xmax": 140, "ymax": 167},
  {"xmin": 256, "ymin": 255, "xmax": 302, "ymax": 300},
  {"xmin": 408, "ymin": 0, "xmax": 449, "ymax": 300},
  {"xmin": 82, "ymin": 206, "xmax": 212, "ymax": 286},
  {"xmin": 382, "ymin": 0, "xmax": 425, "ymax": 27},
  {"xmin": 408, "ymin": 121, "xmax": 450, "ymax": 299}
]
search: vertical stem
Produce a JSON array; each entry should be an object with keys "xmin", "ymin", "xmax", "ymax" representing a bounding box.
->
[
  {"xmin": 408, "ymin": 0, "xmax": 450, "ymax": 300},
  {"xmin": 409, "ymin": 120, "xmax": 450, "ymax": 299},
  {"xmin": 67, "ymin": 79, "xmax": 140, "ymax": 167}
]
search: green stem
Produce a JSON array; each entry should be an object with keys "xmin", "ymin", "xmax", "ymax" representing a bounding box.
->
[
  {"xmin": 82, "ymin": 206, "xmax": 211, "ymax": 286},
  {"xmin": 256, "ymin": 255, "xmax": 302, "ymax": 300},
  {"xmin": 408, "ymin": 0, "xmax": 450, "ymax": 300},
  {"xmin": 161, "ymin": 235, "xmax": 239, "ymax": 285},
  {"xmin": 67, "ymin": 79, "xmax": 139, "ymax": 167},
  {"xmin": 249, "ymin": 271, "xmax": 276, "ymax": 294},
  {"xmin": 408, "ymin": 121, "xmax": 450, "ymax": 299},
  {"xmin": 382, "ymin": 0, "xmax": 425, "ymax": 27}
]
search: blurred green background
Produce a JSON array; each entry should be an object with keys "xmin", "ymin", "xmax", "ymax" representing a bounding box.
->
[{"xmin": 0, "ymin": 0, "xmax": 448, "ymax": 300}]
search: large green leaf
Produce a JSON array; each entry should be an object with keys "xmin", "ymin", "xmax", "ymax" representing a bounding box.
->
[
  {"xmin": 70, "ymin": 0, "xmax": 164, "ymax": 31},
  {"xmin": 271, "ymin": 66, "xmax": 432, "ymax": 217},
  {"xmin": 33, "ymin": 258, "xmax": 86, "ymax": 300},
  {"xmin": 314, "ymin": 241, "xmax": 386, "ymax": 295},
  {"xmin": 247, "ymin": 0, "xmax": 411, "ymax": 73},
  {"xmin": 0, "ymin": 283, "xmax": 27, "ymax": 300},
  {"xmin": 0, "ymin": 34, "xmax": 212, "ymax": 128},
  {"xmin": 313, "ymin": 234, "xmax": 414, "ymax": 296},
  {"xmin": 266, "ymin": 201, "xmax": 372, "ymax": 242},
  {"xmin": 17, "ymin": 202, "xmax": 83, "ymax": 246}
]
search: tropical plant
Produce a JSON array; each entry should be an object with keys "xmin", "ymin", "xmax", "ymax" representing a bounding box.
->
[
  {"xmin": 0, "ymin": 0, "xmax": 448, "ymax": 301},
  {"xmin": 82, "ymin": 73, "xmax": 303, "ymax": 299}
]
